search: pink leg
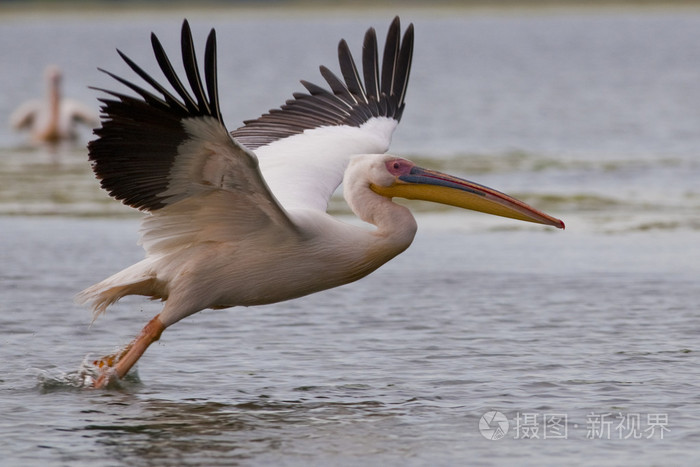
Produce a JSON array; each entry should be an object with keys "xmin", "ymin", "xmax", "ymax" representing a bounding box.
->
[{"xmin": 92, "ymin": 315, "xmax": 165, "ymax": 389}]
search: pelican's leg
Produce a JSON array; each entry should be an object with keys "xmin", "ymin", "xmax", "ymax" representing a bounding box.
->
[{"xmin": 92, "ymin": 315, "xmax": 165, "ymax": 389}]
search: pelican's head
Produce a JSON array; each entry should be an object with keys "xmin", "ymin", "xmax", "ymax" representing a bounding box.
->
[
  {"xmin": 368, "ymin": 155, "xmax": 564, "ymax": 229},
  {"xmin": 45, "ymin": 65, "xmax": 63, "ymax": 86}
]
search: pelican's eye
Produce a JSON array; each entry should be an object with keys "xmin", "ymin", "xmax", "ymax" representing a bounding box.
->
[{"xmin": 385, "ymin": 159, "xmax": 413, "ymax": 176}]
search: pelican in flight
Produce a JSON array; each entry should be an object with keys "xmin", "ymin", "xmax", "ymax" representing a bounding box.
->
[
  {"xmin": 78, "ymin": 18, "xmax": 564, "ymax": 389},
  {"xmin": 10, "ymin": 65, "xmax": 98, "ymax": 144}
]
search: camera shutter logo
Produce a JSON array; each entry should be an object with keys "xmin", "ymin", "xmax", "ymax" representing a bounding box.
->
[{"xmin": 479, "ymin": 411, "xmax": 509, "ymax": 440}]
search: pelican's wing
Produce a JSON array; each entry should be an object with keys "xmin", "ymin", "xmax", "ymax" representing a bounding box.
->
[
  {"xmin": 9, "ymin": 99, "xmax": 42, "ymax": 130},
  {"xmin": 232, "ymin": 16, "xmax": 414, "ymax": 211},
  {"xmin": 88, "ymin": 20, "xmax": 297, "ymax": 254},
  {"xmin": 61, "ymin": 98, "xmax": 99, "ymax": 127}
]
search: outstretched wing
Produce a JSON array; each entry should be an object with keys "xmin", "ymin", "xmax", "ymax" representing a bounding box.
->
[
  {"xmin": 62, "ymin": 98, "xmax": 99, "ymax": 127},
  {"xmin": 9, "ymin": 99, "xmax": 42, "ymax": 131},
  {"xmin": 232, "ymin": 17, "xmax": 414, "ymax": 211},
  {"xmin": 89, "ymin": 20, "xmax": 297, "ymax": 253}
]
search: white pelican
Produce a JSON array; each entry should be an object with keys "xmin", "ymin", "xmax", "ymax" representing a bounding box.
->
[
  {"xmin": 78, "ymin": 18, "xmax": 564, "ymax": 389},
  {"xmin": 10, "ymin": 65, "xmax": 98, "ymax": 144}
]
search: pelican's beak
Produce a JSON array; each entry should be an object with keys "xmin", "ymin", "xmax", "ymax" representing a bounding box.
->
[{"xmin": 371, "ymin": 166, "xmax": 565, "ymax": 229}]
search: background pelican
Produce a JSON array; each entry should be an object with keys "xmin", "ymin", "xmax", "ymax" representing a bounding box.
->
[
  {"xmin": 10, "ymin": 65, "xmax": 98, "ymax": 145},
  {"xmin": 78, "ymin": 18, "xmax": 564, "ymax": 389}
]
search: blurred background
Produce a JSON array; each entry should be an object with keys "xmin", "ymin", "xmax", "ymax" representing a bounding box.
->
[{"xmin": 2, "ymin": 2, "xmax": 700, "ymax": 466}]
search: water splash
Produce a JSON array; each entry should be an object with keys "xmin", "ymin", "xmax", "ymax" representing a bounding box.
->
[{"xmin": 35, "ymin": 356, "xmax": 141, "ymax": 392}]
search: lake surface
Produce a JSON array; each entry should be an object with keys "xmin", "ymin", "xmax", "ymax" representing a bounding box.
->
[{"xmin": 1, "ymin": 4, "xmax": 700, "ymax": 466}]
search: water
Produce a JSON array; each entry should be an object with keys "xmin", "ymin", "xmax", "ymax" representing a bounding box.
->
[{"xmin": 1, "ymin": 5, "xmax": 700, "ymax": 466}]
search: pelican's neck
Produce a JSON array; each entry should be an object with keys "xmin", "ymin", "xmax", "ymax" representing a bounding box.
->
[
  {"xmin": 48, "ymin": 75, "xmax": 61, "ymax": 116},
  {"xmin": 43, "ymin": 74, "xmax": 62, "ymax": 142},
  {"xmin": 344, "ymin": 176, "xmax": 418, "ymax": 257}
]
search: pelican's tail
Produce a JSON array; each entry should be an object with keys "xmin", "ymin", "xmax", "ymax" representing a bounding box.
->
[{"xmin": 75, "ymin": 261, "xmax": 160, "ymax": 321}]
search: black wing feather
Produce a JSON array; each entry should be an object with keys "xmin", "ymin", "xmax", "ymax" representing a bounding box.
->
[
  {"xmin": 151, "ymin": 32, "xmax": 199, "ymax": 114},
  {"xmin": 338, "ymin": 39, "xmax": 367, "ymax": 102},
  {"xmin": 319, "ymin": 66, "xmax": 357, "ymax": 104},
  {"xmin": 115, "ymin": 50, "xmax": 188, "ymax": 113},
  {"xmin": 393, "ymin": 24, "xmax": 414, "ymax": 118},
  {"xmin": 204, "ymin": 30, "xmax": 222, "ymax": 122},
  {"xmin": 95, "ymin": 68, "xmax": 170, "ymax": 111},
  {"xmin": 89, "ymin": 20, "xmax": 225, "ymax": 212},
  {"xmin": 380, "ymin": 17, "xmax": 400, "ymax": 101},
  {"xmin": 232, "ymin": 16, "xmax": 414, "ymax": 151},
  {"xmin": 362, "ymin": 27, "xmax": 380, "ymax": 101},
  {"xmin": 180, "ymin": 21, "xmax": 211, "ymax": 115}
]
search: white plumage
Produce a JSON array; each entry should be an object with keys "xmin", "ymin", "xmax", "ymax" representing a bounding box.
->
[{"xmin": 78, "ymin": 18, "xmax": 563, "ymax": 388}]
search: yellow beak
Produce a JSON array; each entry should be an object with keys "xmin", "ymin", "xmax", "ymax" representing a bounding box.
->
[{"xmin": 371, "ymin": 166, "xmax": 564, "ymax": 229}]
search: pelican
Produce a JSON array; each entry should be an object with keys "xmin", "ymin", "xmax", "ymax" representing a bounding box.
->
[
  {"xmin": 78, "ymin": 18, "xmax": 564, "ymax": 389},
  {"xmin": 10, "ymin": 65, "xmax": 98, "ymax": 144}
]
